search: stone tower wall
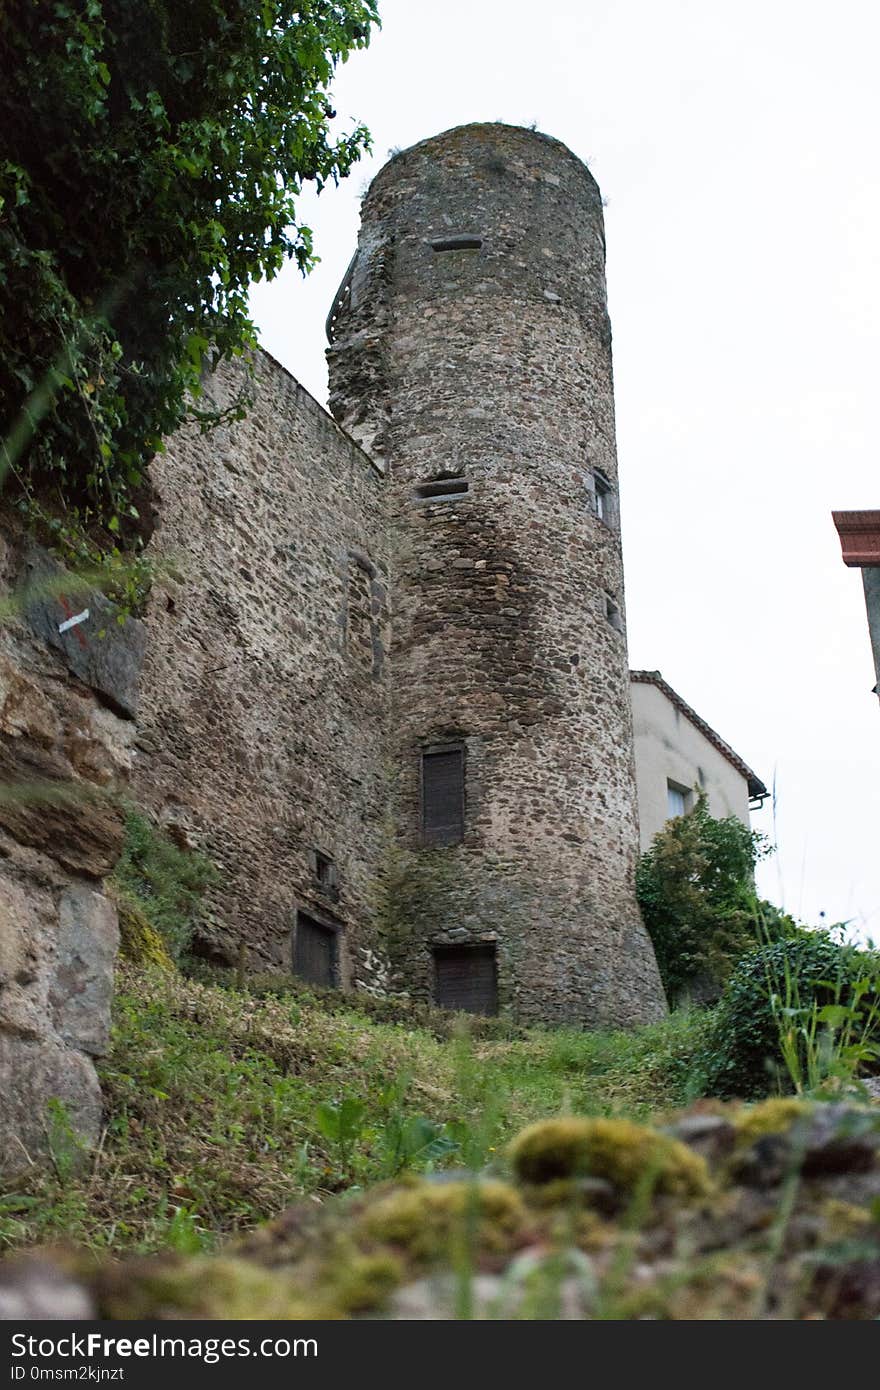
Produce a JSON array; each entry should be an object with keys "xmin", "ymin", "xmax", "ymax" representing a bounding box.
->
[
  {"xmin": 133, "ymin": 354, "xmax": 392, "ymax": 986},
  {"xmin": 329, "ymin": 124, "xmax": 665, "ymax": 1026}
]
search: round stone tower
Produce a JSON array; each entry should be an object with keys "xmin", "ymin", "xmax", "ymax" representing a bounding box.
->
[{"xmin": 327, "ymin": 123, "xmax": 666, "ymax": 1028}]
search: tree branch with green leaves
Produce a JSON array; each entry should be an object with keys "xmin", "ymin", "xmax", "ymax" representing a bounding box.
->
[{"xmin": 0, "ymin": 0, "xmax": 379, "ymax": 554}]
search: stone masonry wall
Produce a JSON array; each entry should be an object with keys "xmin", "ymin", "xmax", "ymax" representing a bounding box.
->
[
  {"xmin": 329, "ymin": 124, "xmax": 666, "ymax": 1027},
  {"xmin": 132, "ymin": 353, "xmax": 392, "ymax": 987}
]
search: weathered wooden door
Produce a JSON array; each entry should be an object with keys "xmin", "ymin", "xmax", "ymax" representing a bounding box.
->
[
  {"xmin": 433, "ymin": 944, "xmax": 497, "ymax": 1015},
  {"xmin": 294, "ymin": 914, "xmax": 336, "ymax": 988}
]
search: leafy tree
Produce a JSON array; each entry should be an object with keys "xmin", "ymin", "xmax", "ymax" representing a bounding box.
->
[
  {"xmin": 636, "ymin": 792, "xmax": 795, "ymax": 1005},
  {"xmin": 0, "ymin": 0, "xmax": 378, "ymax": 552}
]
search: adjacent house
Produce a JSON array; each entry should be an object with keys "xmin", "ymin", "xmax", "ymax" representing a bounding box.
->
[
  {"xmin": 831, "ymin": 511, "xmax": 880, "ymax": 704},
  {"xmin": 630, "ymin": 671, "xmax": 768, "ymax": 852}
]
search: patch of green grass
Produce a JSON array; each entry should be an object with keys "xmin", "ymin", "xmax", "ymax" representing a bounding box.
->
[
  {"xmin": 489, "ymin": 1008, "xmax": 713, "ymax": 1124},
  {"xmin": 1, "ymin": 966, "xmax": 709, "ymax": 1255},
  {"xmin": 111, "ymin": 810, "xmax": 218, "ymax": 962}
]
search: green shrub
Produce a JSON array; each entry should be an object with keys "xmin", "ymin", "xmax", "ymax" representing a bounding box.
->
[
  {"xmin": 703, "ymin": 934, "xmax": 880, "ymax": 1098},
  {"xmin": 111, "ymin": 810, "xmax": 217, "ymax": 962},
  {"xmin": 636, "ymin": 793, "xmax": 794, "ymax": 1005}
]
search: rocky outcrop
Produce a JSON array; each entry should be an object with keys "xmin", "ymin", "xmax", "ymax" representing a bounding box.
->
[{"xmin": 0, "ymin": 517, "xmax": 141, "ymax": 1173}]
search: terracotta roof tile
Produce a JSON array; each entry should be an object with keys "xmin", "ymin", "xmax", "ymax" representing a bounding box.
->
[{"xmin": 630, "ymin": 670, "xmax": 768, "ymax": 801}]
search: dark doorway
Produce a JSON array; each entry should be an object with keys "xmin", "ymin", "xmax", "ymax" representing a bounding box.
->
[
  {"xmin": 293, "ymin": 912, "xmax": 338, "ymax": 988},
  {"xmin": 433, "ymin": 943, "xmax": 498, "ymax": 1015}
]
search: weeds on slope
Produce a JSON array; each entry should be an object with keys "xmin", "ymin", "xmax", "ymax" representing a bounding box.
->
[{"xmin": 0, "ymin": 966, "xmax": 708, "ymax": 1255}]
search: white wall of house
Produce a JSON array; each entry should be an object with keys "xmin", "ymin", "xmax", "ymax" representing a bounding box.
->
[{"xmin": 630, "ymin": 679, "xmax": 753, "ymax": 853}]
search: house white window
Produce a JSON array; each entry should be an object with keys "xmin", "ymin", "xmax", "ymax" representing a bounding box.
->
[{"xmin": 667, "ymin": 781, "xmax": 690, "ymax": 818}]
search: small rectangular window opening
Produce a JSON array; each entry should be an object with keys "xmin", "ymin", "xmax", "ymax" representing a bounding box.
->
[
  {"xmin": 421, "ymin": 746, "xmax": 465, "ymax": 845},
  {"xmin": 431, "ymin": 235, "xmax": 483, "ymax": 253},
  {"xmin": 313, "ymin": 851, "xmax": 336, "ymax": 889},
  {"xmin": 414, "ymin": 477, "xmax": 469, "ymax": 502},
  {"xmin": 604, "ymin": 592, "xmax": 623, "ymax": 632},
  {"xmin": 667, "ymin": 781, "xmax": 692, "ymax": 819},
  {"xmin": 592, "ymin": 469, "xmax": 614, "ymax": 524}
]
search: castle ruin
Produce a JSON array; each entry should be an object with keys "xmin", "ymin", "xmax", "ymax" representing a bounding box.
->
[
  {"xmin": 0, "ymin": 124, "xmax": 666, "ymax": 1168},
  {"xmin": 135, "ymin": 122, "xmax": 666, "ymax": 1026}
]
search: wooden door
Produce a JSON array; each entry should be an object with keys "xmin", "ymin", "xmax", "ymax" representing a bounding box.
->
[
  {"xmin": 294, "ymin": 914, "xmax": 336, "ymax": 988},
  {"xmin": 433, "ymin": 944, "xmax": 497, "ymax": 1015}
]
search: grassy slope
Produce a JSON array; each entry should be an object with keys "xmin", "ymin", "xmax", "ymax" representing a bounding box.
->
[{"xmin": 0, "ymin": 965, "xmax": 710, "ymax": 1254}]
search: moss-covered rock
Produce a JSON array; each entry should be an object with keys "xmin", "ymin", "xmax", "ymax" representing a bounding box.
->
[
  {"xmin": 612, "ymin": 1250, "xmax": 766, "ymax": 1320},
  {"xmin": 94, "ymin": 1254, "xmax": 333, "ymax": 1320},
  {"xmin": 732, "ymin": 1098, "xmax": 812, "ymax": 1144},
  {"xmin": 115, "ymin": 895, "xmax": 174, "ymax": 971},
  {"xmin": 320, "ymin": 1250, "xmax": 404, "ymax": 1313},
  {"xmin": 509, "ymin": 1116, "xmax": 710, "ymax": 1198},
  {"xmin": 359, "ymin": 1179, "xmax": 526, "ymax": 1261},
  {"xmin": 518, "ymin": 1175, "xmax": 615, "ymax": 1215},
  {"xmin": 821, "ymin": 1198, "xmax": 874, "ymax": 1241}
]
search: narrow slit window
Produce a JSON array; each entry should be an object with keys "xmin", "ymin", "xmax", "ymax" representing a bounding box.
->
[
  {"xmin": 346, "ymin": 553, "xmax": 376, "ymax": 677},
  {"xmin": 421, "ymin": 746, "xmax": 465, "ymax": 845},
  {"xmin": 433, "ymin": 944, "xmax": 498, "ymax": 1015},
  {"xmin": 604, "ymin": 592, "xmax": 623, "ymax": 632},
  {"xmin": 414, "ymin": 477, "xmax": 469, "ymax": 502},
  {"xmin": 591, "ymin": 469, "xmax": 615, "ymax": 525},
  {"xmin": 431, "ymin": 235, "xmax": 483, "ymax": 253}
]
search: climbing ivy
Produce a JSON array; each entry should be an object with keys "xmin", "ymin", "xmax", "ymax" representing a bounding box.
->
[{"xmin": 0, "ymin": 1, "xmax": 378, "ymax": 549}]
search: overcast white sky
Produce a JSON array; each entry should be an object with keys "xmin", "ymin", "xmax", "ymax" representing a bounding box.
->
[{"xmin": 250, "ymin": 0, "xmax": 880, "ymax": 940}]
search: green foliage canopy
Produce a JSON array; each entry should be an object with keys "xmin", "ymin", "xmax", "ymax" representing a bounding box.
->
[
  {"xmin": 0, "ymin": 0, "xmax": 378, "ymax": 543},
  {"xmin": 636, "ymin": 792, "xmax": 793, "ymax": 1004}
]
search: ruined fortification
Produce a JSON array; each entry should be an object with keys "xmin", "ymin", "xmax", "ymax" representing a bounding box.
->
[
  {"xmin": 134, "ymin": 122, "xmax": 665, "ymax": 1025},
  {"xmin": 1, "ymin": 124, "xmax": 666, "ymax": 1167},
  {"xmin": 327, "ymin": 123, "xmax": 664, "ymax": 1023}
]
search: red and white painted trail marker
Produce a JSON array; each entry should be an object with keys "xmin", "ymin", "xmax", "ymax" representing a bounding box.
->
[{"xmin": 58, "ymin": 594, "xmax": 90, "ymax": 648}]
